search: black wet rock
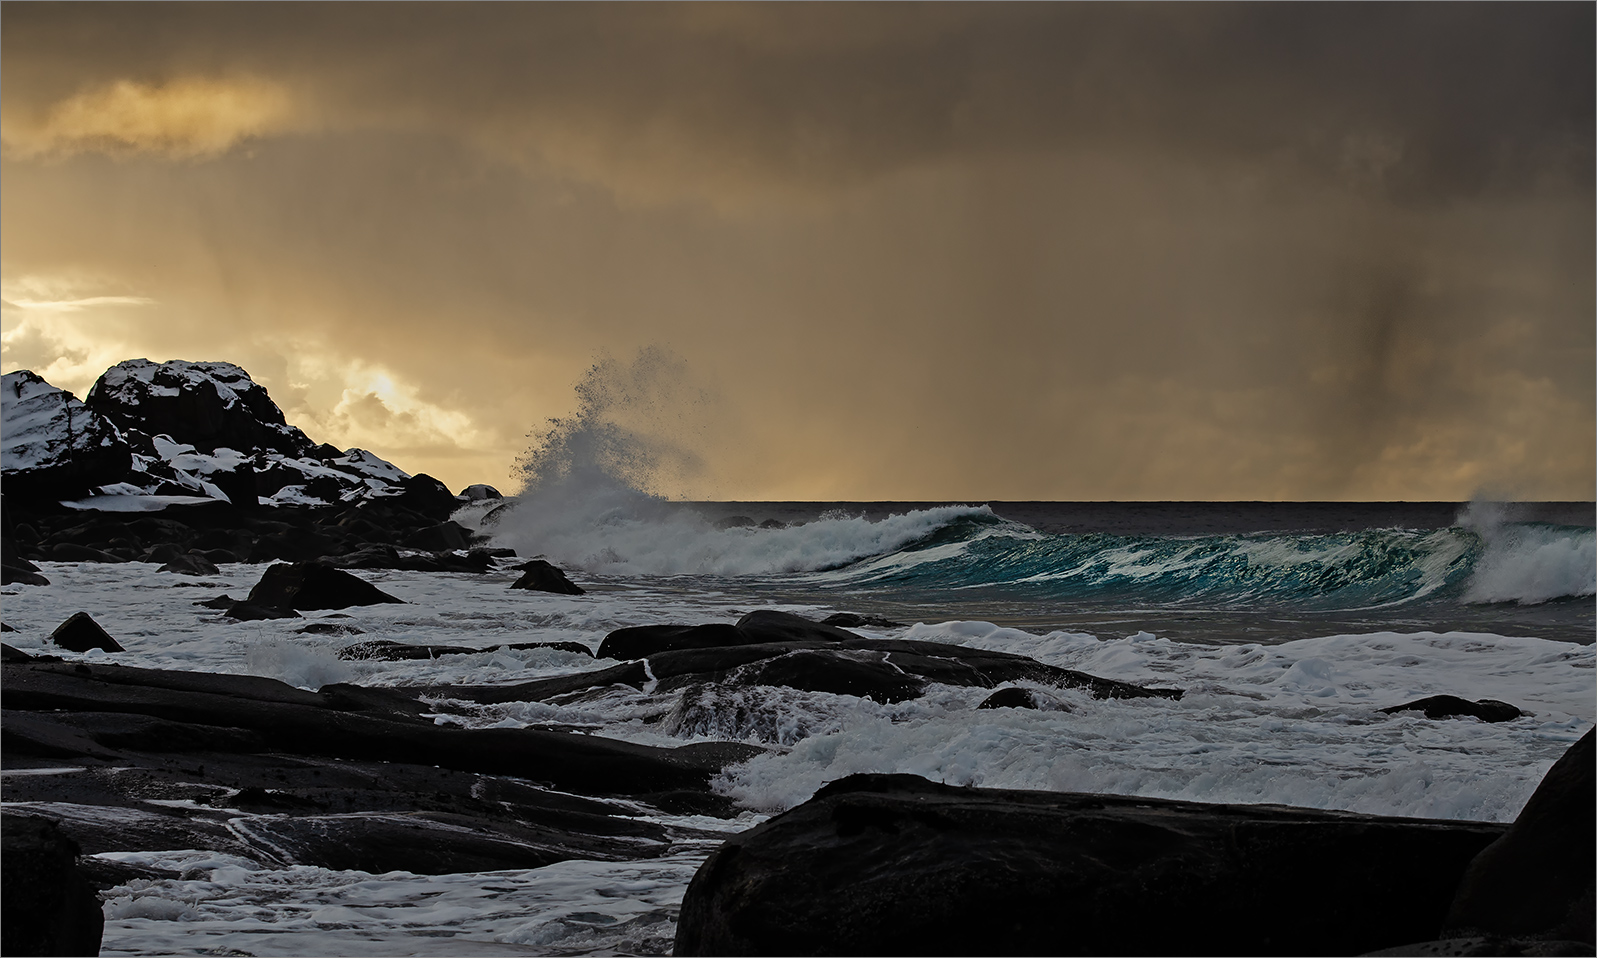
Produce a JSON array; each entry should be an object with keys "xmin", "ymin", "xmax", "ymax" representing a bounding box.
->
[
  {"xmin": 977, "ymin": 686, "xmax": 1068, "ymax": 711},
  {"xmin": 715, "ymin": 515, "xmax": 755, "ymax": 529},
  {"xmin": 673, "ymin": 773, "xmax": 1507, "ymax": 957},
  {"xmin": 822, "ymin": 612, "xmax": 905, "ymax": 628},
  {"xmin": 3, "ymin": 642, "xmax": 38, "ymax": 662},
  {"xmin": 731, "ymin": 649, "xmax": 927, "ymax": 704},
  {"xmin": 442, "ymin": 632, "xmax": 1180, "ymax": 706},
  {"xmin": 340, "ymin": 638, "xmax": 592, "ymax": 661},
  {"xmin": 1, "ymin": 622, "xmax": 16, "ymax": 632},
  {"xmin": 1441, "ymin": 730, "xmax": 1595, "ymax": 945},
  {"xmin": 194, "ymin": 593, "xmax": 237, "ymax": 609},
  {"xmin": 298, "ymin": 622, "xmax": 366, "ymax": 636},
  {"xmin": 511, "ymin": 558, "xmax": 585, "ymax": 595},
  {"xmin": 1364, "ymin": 937, "xmax": 1595, "ymax": 956},
  {"xmin": 339, "ymin": 640, "xmax": 485, "ymax": 661},
  {"xmin": 3, "ymin": 659, "xmax": 753, "ymax": 798},
  {"xmin": 244, "ymin": 560, "xmax": 404, "ymax": 611},
  {"xmin": 736, "ymin": 609, "xmax": 862, "ymax": 645},
  {"xmin": 1382, "ymin": 695, "xmax": 1524, "ymax": 723},
  {"xmin": 50, "ymin": 612, "xmax": 124, "ymax": 653},
  {"xmin": 599, "ymin": 623, "xmax": 749, "ymax": 660},
  {"xmin": 1, "ymin": 814, "xmax": 105, "ymax": 958},
  {"xmin": 222, "ymin": 601, "xmax": 302, "ymax": 621},
  {"xmin": 158, "ymin": 552, "xmax": 220, "ymax": 576},
  {"xmin": 460, "ymin": 483, "xmax": 502, "ymax": 500},
  {"xmin": 403, "ymin": 520, "xmax": 471, "ymax": 551}
]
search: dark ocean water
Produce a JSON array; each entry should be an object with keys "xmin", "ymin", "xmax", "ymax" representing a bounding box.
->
[{"xmin": 670, "ymin": 501, "xmax": 1596, "ymax": 645}]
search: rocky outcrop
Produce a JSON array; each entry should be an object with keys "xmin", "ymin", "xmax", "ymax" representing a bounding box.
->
[
  {"xmin": 1, "ymin": 814, "xmax": 105, "ymax": 957},
  {"xmin": 429, "ymin": 611, "xmax": 1182, "ymax": 707},
  {"xmin": 673, "ymin": 773, "xmax": 1507, "ymax": 957},
  {"xmin": 1441, "ymin": 730, "xmax": 1594, "ymax": 945},
  {"xmin": 2, "ymin": 370, "xmax": 133, "ymax": 499},
  {"xmin": 1, "ymin": 657, "xmax": 760, "ymax": 877},
  {"xmin": 86, "ymin": 359, "xmax": 313, "ymax": 457}
]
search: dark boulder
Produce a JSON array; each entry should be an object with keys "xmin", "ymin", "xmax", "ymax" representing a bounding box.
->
[
  {"xmin": 1441, "ymin": 730, "xmax": 1595, "ymax": 944},
  {"xmin": 715, "ymin": 515, "xmax": 755, "ymax": 529},
  {"xmin": 298, "ymin": 622, "xmax": 366, "ymax": 636},
  {"xmin": 158, "ymin": 553, "xmax": 220, "ymax": 576},
  {"xmin": 1382, "ymin": 696, "xmax": 1524, "ymax": 723},
  {"xmin": 393, "ymin": 473, "xmax": 460, "ymax": 521},
  {"xmin": 977, "ymin": 686, "xmax": 1068, "ymax": 711},
  {"xmin": 339, "ymin": 640, "xmax": 485, "ymax": 661},
  {"xmin": 674, "ymin": 773, "xmax": 1507, "ymax": 957},
  {"xmin": 194, "ymin": 594, "xmax": 237, "ymax": 610},
  {"xmin": 48, "ymin": 542, "xmax": 126, "ymax": 563},
  {"xmin": 511, "ymin": 559, "xmax": 585, "ymax": 595},
  {"xmin": 1, "ymin": 815, "xmax": 105, "ymax": 957},
  {"xmin": 140, "ymin": 542, "xmax": 187, "ymax": 564},
  {"xmin": 460, "ymin": 483, "xmax": 502, "ymax": 500},
  {"xmin": 403, "ymin": 520, "xmax": 470, "ymax": 551},
  {"xmin": 206, "ymin": 461, "xmax": 259, "ymax": 509},
  {"xmin": 50, "ymin": 612, "xmax": 124, "ymax": 653},
  {"xmin": 599, "ymin": 623, "xmax": 748, "ymax": 660},
  {"xmin": 731, "ymin": 649, "xmax": 927, "ymax": 704},
  {"xmin": 222, "ymin": 601, "xmax": 302, "ymax": 621},
  {"xmin": 736, "ymin": 609, "xmax": 860, "ymax": 645},
  {"xmin": 244, "ymin": 561, "xmax": 404, "ymax": 611}
]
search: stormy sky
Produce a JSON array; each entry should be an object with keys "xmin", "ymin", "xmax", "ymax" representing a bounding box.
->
[{"xmin": 2, "ymin": 3, "xmax": 1591, "ymax": 500}]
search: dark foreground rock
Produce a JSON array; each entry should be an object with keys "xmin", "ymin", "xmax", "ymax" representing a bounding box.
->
[
  {"xmin": 50, "ymin": 612, "xmax": 124, "ymax": 653},
  {"xmin": 511, "ymin": 558, "xmax": 585, "ymax": 595},
  {"xmin": 2, "ymin": 657, "xmax": 761, "ymax": 877},
  {"xmin": 1440, "ymin": 730, "xmax": 1595, "ymax": 945},
  {"xmin": 1, "ymin": 814, "xmax": 105, "ymax": 957},
  {"xmin": 674, "ymin": 773, "xmax": 1507, "ymax": 957},
  {"xmin": 240, "ymin": 560, "xmax": 404, "ymax": 612},
  {"xmin": 1383, "ymin": 695, "xmax": 1525, "ymax": 723}
]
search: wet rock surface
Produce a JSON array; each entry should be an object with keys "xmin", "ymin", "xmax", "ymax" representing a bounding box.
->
[
  {"xmin": 1, "ymin": 654, "xmax": 761, "ymax": 878},
  {"xmin": 674, "ymin": 773, "xmax": 1509, "ymax": 957}
]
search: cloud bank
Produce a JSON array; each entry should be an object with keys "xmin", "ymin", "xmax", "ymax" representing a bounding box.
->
[{"xmin": 2, "ymin": 4, "xmax": 1590, "ymax": 499}]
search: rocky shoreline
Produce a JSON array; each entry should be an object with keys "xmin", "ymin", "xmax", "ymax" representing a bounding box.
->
[{"xmin": 4, "ymin": 360, "xmax": 1591, "ymax": 956}]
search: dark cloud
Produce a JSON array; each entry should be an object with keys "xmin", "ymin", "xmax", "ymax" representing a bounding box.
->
[{"xmin": 1, "ymin": 3, "xmax": 1589, "ymax": 498}]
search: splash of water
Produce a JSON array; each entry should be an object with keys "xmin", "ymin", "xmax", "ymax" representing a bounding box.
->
[{"xmin": 1457, "ymin": 500, "xmax": 1596, "ymax": 605}]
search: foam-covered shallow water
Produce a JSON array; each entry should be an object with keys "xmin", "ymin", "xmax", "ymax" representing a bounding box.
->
[{"xmin": 2, "ymin": 498, "xmax": 1592, "ymax": 956}]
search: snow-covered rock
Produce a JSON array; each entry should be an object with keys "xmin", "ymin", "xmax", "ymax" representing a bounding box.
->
[
  {"xmin": 8, "ymin": 362, "xmax": 423, "ymax": 512},
  {"xmin": 1, "ymin": 370, "xmax": 132, "ymax": 498},
  {"xmin": 86, "ymin": 359, "xmax": 314, "ymax": 457}
]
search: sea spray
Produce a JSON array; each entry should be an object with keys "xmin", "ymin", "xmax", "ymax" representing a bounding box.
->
[{"xmin": 1457, "ymin": 500, "xmax": 1597, "ymax": 605}]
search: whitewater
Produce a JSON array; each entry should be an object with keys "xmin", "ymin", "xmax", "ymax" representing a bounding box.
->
[{"xmin": 2, "ymin": 490, "xmax": 1592, "ymax": 955}]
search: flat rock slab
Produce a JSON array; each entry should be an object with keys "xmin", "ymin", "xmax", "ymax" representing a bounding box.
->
[
  {"xmin": 674, "ymin": 773, "xmax": 1507, "ymax": 957},
  {"xmin": 3, "ymin": 660, "xmax": 759, "ymax": 797}
]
